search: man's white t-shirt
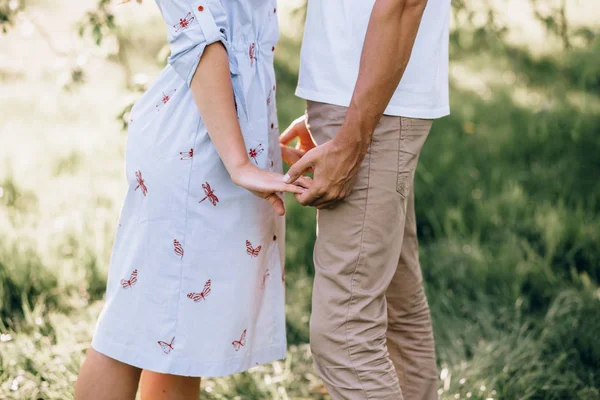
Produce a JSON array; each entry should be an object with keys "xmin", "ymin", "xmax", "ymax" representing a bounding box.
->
[{"xmin": 296, "ymin": 0, "xmax": 451, "ymax": 119}]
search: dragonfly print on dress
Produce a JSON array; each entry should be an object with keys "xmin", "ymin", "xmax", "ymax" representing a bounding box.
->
[
  {"xmin": 180, "ymin": 148, "xmax": 194, "ymax": 160},
  {"xmin": 173, "ymin": 12, "xmax": 194, "ymax": 32},
  {"xmin": 156, "ymin": 89, "xmax": 177, "ymax": 111},
  {"xmin": 246, "ymin": 240, "xmax": 262, "ymax": 257},
  {"xmin": 187, "ymin": 279, "xmax": 212, "ymax": 302},
  {"xmin": 158, "ymin": 337, "xmax": 175, "ymax": 354},
  {"xmin": 120, "ymin": 269, "xmax": 138, "ymax": 289},
  {"xmin": 199, "ymin": 182, "xmax": 219, "ymax": 206},
  {"xmin": 89, "ymin": 0, "xmax": 287, "ymax": 378},
  {"xmin": 173, "ymin": 239, "xmax": 184, "ymax": 258},
  {"xmin": 135, "ymin": 170, "xmax": 148, "ymax": 196},
  {"xmin": 248, "ymin": 144, "xmax": 264, "ymax": 165},
  {"xmin": 232, "ymin": 329, "xmax": 247, "ymax": 351}
]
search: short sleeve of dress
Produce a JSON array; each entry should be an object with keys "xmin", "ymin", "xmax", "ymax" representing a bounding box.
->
[{"xmin": 165, "ymin": 0, "xmax": 230, "ymax": 87}]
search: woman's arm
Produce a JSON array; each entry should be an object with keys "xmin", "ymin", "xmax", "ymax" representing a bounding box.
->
[{"xmin": 190, "ymin": 42, "xmax": 303, "ymax": 215}]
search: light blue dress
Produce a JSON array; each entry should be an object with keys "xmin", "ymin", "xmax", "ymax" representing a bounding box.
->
[{"xmin": 91, "ymin": 0, "xmax": 286, "ymax": 377}]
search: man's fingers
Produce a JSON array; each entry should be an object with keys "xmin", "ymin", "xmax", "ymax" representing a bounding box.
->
[
  {"xmin": 279, "ymin": 125, "xmax": 299, "ymax": 145},
  {"xmin": 265, "ymin": 193, "xmax": 285, "ymax": 216},
  {"xmin": 294, "ymin": 186, "xmax": 322, "ymax": 206},
  {"xmin": 284, "ymin": 151, "xmax": 314, "ymax": 183},
  {"xmin": 279, "ymin": 130, "xmax": 297, "ymax": 146},
  {"xmin": 279, "ymin": 116, "xmax": 306, "ymax": 145},
  {"xmin": 280, "ymin": 146, "xmax": 303, "ymax": 167},
  {"xmin": 294, "ymin": 176, "xmax": 314, "ymax": 190}
]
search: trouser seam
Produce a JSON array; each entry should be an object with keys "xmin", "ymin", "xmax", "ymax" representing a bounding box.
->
[
  {"xmin": 394, "ymin": 117, "xmax": 409, "ymax": 389},
  {"xmin": 343, "ymin": 146, "xmax": 372, "ymax": 400}
]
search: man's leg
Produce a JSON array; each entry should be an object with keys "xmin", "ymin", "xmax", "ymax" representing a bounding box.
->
[
  {"xmin": 307, "ymin": 101, "xmax": 431, "ymax": 399},
  {"xmin": 386, "ymin": 182, "xmax": 438, "ymax": 400}
]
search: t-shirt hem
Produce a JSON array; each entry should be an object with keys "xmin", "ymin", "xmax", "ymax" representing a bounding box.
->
[{"xmin": 295, "ymin": 87, "xmax": 450, "ymax": 119}]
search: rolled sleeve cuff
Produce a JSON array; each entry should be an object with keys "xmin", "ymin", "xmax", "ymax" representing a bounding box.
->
[{"xmin": 168, "ymin": 0, "xmax": 230, "ymax": 87}]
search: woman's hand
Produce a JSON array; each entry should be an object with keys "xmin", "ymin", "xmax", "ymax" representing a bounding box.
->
[
  {"xmin": 231, "ymin": 161, "xmax": 305, "ymax": 216},
  {"xmin": 279, "ymin": 116, "xmax": 317, "ymax": 167}
]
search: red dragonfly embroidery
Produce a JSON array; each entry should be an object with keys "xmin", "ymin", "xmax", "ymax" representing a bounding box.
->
[
  {"xmin": 180, "ymin": 148, "xmax": 194, "ymax": 160},
  {"xmin": 199, "ymin": 182, "xmax": 219, "ymax": 206},
  {"xmin": 249, "ymin": 43, "xmax": 256, "ymax": 67},
  {"xmin": 158, "ymin": 337, "xmax": 175, "ymax": 354},
  {"xmin": 174, "ymin": 239, "xmax": 184, "ymax": 258},
  {"xmin": 246, "ymin": 240, "xmax": 262, "ymax": 257},
  {"xmin": 248, "ymin": 144, "xmax": 264, "ymax": 164},
  {"xmin": 261, "ymin": 270, "xmax": 270, "ymax": 289},
  {"xmin": 156, "ymin": 89, "xmax": 177, "ymax": 111},
  {"xmin": 173, "ymin": 12, "xmax": 194, "ymax": 32},
  {"xmin": 120, "ymin": 269, "xmax": 138, "ymax": 289},
  {"xmin": 135, "ymin": 170, "xmax": 148, "ymax": 196},
  {"xmin": 187, "ymin": 279, "xmax": 211, "ymax": 302},
  {"xmin": 232, "ymin": 329, "xmax": 247, "ymax": 351}
]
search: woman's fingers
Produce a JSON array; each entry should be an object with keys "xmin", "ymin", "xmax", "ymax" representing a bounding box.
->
[
  {"xmin": 262, "ymin": 172, "xmax": 305, "ymax": 195},
  {"xmin": 282, "ymin": 183, "xmax": 305, "ymax": 194},
  {"xmin": 268, "ymin": 179, "xmax": 305, "ymax": 195},
  {"xmin": 265, "ymin": 193, "xmax": 285, "ymax": 216}
]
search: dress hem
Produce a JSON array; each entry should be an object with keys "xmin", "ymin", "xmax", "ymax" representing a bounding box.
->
[{"xmin": 91, "ymin": 332, "xmax": 286, "ymax": 378}]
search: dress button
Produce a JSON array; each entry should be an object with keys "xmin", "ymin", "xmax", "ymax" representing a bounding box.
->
[
  {"xmin": 271, "ymin": 123, "xmax": 274, "ymax": 129},
  {"xmin": 197, "ymin": 5, "xmax": 204, "ymax": 11},
  {"xmin": 273, "ymin": 235, "xmax": 277, "ymax": 241},
  {"xmin": 272, "ymin": 46, "xmax": 275, "ymax": 52},
  {"xmin": 274, "ymin": 8, "xmax": 277, "ymax": 13}
]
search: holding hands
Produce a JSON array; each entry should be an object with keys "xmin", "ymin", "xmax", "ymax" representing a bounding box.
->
[{"xmin": 279, "ymin": 116, "xmax": 368, "ymax": 209}]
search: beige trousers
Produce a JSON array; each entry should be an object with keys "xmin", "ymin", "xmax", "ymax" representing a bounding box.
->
[{"xmin": 307, "ymin": 101, "xmax": 438, "ymax": 400}]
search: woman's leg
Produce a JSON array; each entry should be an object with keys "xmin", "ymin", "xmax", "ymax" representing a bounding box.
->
[
  {"xmin": 139, "ymin": 370, "xmax": 201, "ymax": 400},
  {"xmin": 75, "ymin": 348, "xmax": 142, "ymax": 400}
]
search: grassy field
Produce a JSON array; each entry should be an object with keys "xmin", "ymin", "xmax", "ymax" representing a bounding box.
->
[{"xmin": 1, "ymin": 1, "xmax": 599, "ymax": 399}]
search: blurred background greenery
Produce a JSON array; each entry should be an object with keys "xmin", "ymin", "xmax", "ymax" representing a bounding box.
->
[{"xmin": 1, "ymin": 0, "xmax": 599, "ymax": 399}]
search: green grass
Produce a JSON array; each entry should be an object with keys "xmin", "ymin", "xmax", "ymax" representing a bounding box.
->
[{"xmin": 0, "ymin": 0, "xmax": 599, "ymax": 398}]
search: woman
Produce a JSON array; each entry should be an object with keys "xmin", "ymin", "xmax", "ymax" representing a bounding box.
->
[{"xmin": 75, "ymin": 0, "xmax": 301, "ymax": 398}]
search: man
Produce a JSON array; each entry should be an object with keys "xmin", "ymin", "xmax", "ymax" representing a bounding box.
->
[{"xmin": 280, "ymin": 0, "xmax": 451, "ymax": 399}]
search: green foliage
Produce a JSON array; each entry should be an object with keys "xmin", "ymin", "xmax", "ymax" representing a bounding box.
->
[
  {"xmin": 0, "ymin": 0, "xmax": 599, "ymax": 399},
  {"xmin": 77, "ymin": 0, "xmax": 117, "ymax": 46}
]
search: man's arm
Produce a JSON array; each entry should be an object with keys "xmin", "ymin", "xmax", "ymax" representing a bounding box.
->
[{"xmin": 284, "ymin": 0, "xmax": 429, "ymax": 208}]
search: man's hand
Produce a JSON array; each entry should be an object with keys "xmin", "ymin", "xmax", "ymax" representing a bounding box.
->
[
  {"xmin": 279, "ymin": 116, "xmax": 317, "ymax": 167},
  {"xmin": 282, "ymin": 0, "xmax": 428, "ymax": 209},
  {"xmin": 283, "ymin": 133, "xmax": 368, "ymax": 209}
]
